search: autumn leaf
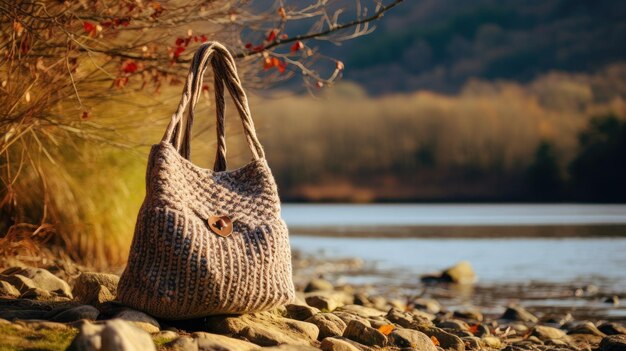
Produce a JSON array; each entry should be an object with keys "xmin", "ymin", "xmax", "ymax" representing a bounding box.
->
[
  {"xmin": 83, "ymin": 22, "xmax": 97, "ymax": 36},
  {"xmin": 13, "ymin": 21, "xmax": 24, "ymax": 37},
  {"xmin": 469, "ymin": 324, "xmax": 480, "ymax": 335},
  {"xmin": 378, "ymin": 324, "xmax": 394, "ymax": 336},
  {"xmin": 290, "ymin": 41, "xmax": 304, "ymax": 53},
  {"xmin": 431, "ymin": 336, "xmax": 440, "ymax": 346},
  {"xmin": 121, "ymin": 60, "xmax": 138, "ymax": 73},
  {"xmin": 266, "ymin": 29, "xmax": 279, "ymax": 42}
]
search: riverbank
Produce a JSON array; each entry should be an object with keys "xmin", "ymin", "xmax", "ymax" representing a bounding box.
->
[{"xmin": 0, "ymin": 254, "xmax": 624, "ymax": 350}]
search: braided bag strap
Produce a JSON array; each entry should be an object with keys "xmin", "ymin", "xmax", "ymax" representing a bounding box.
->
[{"xmin": 161, "ymin": 42, "xmax": 265, "ymax": 171}]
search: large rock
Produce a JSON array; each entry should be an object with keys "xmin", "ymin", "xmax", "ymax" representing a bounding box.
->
[
  {"xmin": 68, "ymin": 319, "xmax": 156, "ymax": 351},
  {"xmin": 73, "ymin": 272, "xmax": 119, "ymax": 306},
  {"xmin": 304, "ymin": 279, "xmax": 335, "ymax": 292},
  {"xmin": 0, "ymin": 281, "xmax": 20, "ymax": 297},
  {"xmin": 50, "ymin": 305, "xmax": 100, "ymax": 323},
  {"xmin": 204, "ymin": 311, "xmax": 318, "ymax": 346},
  {"xmin": 600, "ymin": 335, "xmax": 626, "ymax": 351},
  {"xmin": 342, "ymin": 320, "xmax": 387, "ymax": 347},
  {"xmin": 500, "ymin": 306, "xmax": 538, "ymax": 323},
  {"xmin": 285, "ymin": 304, "xmax": 320, "ymax": 321},
  {"xmin": 1, "ymin": 267, "xmax": 72, "ymax": 298},
  {"xmin": 115, "ymin": 309, "xmax": 160, "ymax": 333},
  {"xmin": 306, "ymin": 313, "xmax": 347, "ymax": 339},
  {"xmin": 193, "ymin": 332, "xmax": 259, "ymax": 351},
  {"xmin": 389, "ymin": 328, "xmax": 437, "ymax": 350}
]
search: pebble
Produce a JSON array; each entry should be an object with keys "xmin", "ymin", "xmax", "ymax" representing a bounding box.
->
[
  {"xmin": 114, "ymin": 308, "xmax": 160, "ymax": 333},
  {"xmin": 599, "ymin": 322, "xmax": 626, "ymax": 335},
  {"xmin": 50, "ymin": 305, "xmax": 100, "ymax": 323},
  {"xmin": 305, "ymin": 313, "xmax": 347, "ymax": 339},
  {"xmin": 0, "ymin": 280, "xmax": 20, "ymax": 297},
  {"xmin": 285, "ymin": 303, "xmax": 320, "ymax": 321},
  {"xmin": 342, "ymin": 320, "xmax": 387, "ymax": 347},
  {"xmin": 500, "ymin": 305, "xmax": 539, "ymax": 323},
  {"xmin": 320, "ymin": 337, "xmax": 364, "ymax": 351},
  {"xmin": 304, "ymin": 278, "xmax": 335, "ymax": 292},
  {"xmin": 389, "ymin": 328, "xmax": 438, "ymax": 350},
  {"xmin": 306, "ymin": 295, "xmax": 339, "ymax": 311},
  {"xmin": 530, "ymin": 325, "xmax": 567, "ymax": 340},
  {"xmin": 600, "ymin": 334, "xmax": 626, "ymax": 351}
]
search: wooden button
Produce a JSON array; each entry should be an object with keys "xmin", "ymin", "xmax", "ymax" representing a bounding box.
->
[{"xmin": 208, "ymin": 215, "xmax": 233, "ymax": 237}]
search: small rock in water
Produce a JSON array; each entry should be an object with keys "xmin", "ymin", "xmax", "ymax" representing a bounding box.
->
[
  {"xmin": 306, "ymin": 313, "xmax": 347, "ymax": 339},
  {"xmin": 600, "ymin": 334, "xmax": 626, "ymax": 351},
  {"xmin": 304, "ymin": 278, "xmax": 334, "ymax": 292},
  {"xmin": 500, "ymin": 305, "xmax": 539, "ymax": 323},
  {"xmin": 343, "ymin": 320, "xmax": 387, "ymax": 347},
  {"xmin": 421, "ymin": 261, "xmax": 477, "ymax": 284},
  {"xmin": 604, "ymin": 295, "xmax": 620, "ymax": 306}
]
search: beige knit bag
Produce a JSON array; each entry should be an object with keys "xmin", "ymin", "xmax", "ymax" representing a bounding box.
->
[{"xmin": 117, "ymin": 42, "xmax": 295, "ymax": 319}]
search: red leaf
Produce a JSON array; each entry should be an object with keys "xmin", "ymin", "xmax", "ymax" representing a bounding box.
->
[
  {"xmin": 277, "ymin": 60, "xmax": 287, "ymax": 73},
  {"xmin": 175, "ymin": 37, "xmax": 185, "ymax": 46},
  {"xmin": 245, "ymin": 43, "xmax": 252, "ymax": 49},
  {"xmin": 266, "ymin": 29, "xmax": 278, "ymax": 42},
  {"xmin": 200, "ymin": 35, "xmax": 208, "ymax": 43},
  {"xmin": 173, "ymin": 46, "xmax": 185, "ymax": 59},
  {"xmin": 252, "ymin": 45, "xmax": 265, "ymax": 52},
  {"xmin": 121, "ymin": 60, "xmax": 138, "ymax": 73},
  {"xmin": 290, "ymin": 41, "xmax": 304, "ymax": 53},
  {"xmin": 83, "ymin": 22, "xmax": 96, "ymax": 36}
]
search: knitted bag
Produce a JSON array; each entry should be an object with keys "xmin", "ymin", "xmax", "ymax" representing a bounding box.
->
[{"xmin": 117, "ymin": 42, "xmax": 295, "ymax": 319}]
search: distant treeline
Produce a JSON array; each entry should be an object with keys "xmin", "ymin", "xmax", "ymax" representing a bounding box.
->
[{"xmin": 250, "ymin": 65, "xmax": 626, "ymax": 202}]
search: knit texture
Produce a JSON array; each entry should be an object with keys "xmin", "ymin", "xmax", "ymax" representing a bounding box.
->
[{"xmin": 117, "ymin": 42, "xmax": 295, "ymax": 319}]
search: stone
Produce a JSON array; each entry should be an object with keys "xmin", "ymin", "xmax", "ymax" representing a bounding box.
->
[
  {"xmin": 0, "ymin": 281, "xmax": 20, "ymax": 297},
  {"xmin": 604, "ymin": 296, "xmax": 620, "ymax": 306},
  {"xmin": 261, "ymin": 345, "xmax": 320, "ymax": 351},
  {"xmin": 441, "ymin": 261, "xmax": 477, "ymax": 284},
  {"xmin": 368, "ymin": 296, "xmax": 388, "ymax": 311},
  {"xmin": 73, "ymin": 272, "xmax": 120, "ymax": 306},
  {"xmin": 600, "ymin": 335, "xmax": 626, "ymax": 351},
  {"xmin": 388, "ymin": 299, "xmax": 407, "ymax": 311},
  {"xmin": 415, "ymin": 326, "xmax": 465, "ymax": 351},
  {"xmin": 115, "ymin": 308, "xmax": 160, "ymax": 333},
  {"xmin": 462, "ymin": 336, "xmax": 483, "ymax": 350},
  {"xmin": 335, "ymin": 305, "xmax": 386, "ymax": 319},
  {"xmin": 342, "ymin": 320, "xmax": 387, "ymax": 347},
  {"xmin": 530, "ymin": 325, "xmax": 567, "ymax": 340},
  {"xmin": 306, "ymin": 295, "xmax": 340, "ymax": 311},
  {"xmin": 389, "ymin": 328, "xmax": 437, "ymax": 350},
  {"xmin": 286, "ymin": 304, "xmax": 321, "ymax": 321},
  {"xmin": 100, "ymin": 319, "xmax": 156, "ymax": 351},
  {"xmin": 204, "ymin": 311, "xmax": 318, "ymax": 346},
  {"xmin": 568, "ymin": 321, "xmax": 606, "ymax": 337},
  {"xmin": 1, "ymin": 267, "xmax": 72, "ymax": 298},
  {"xmin": 192, "ymin": 332, "xmax": 259, "ymax": 351},
  {"xmin": 16, "ymin": 320, "xmax": 69, "ymax": 331},
  {"xmin": 320, "ymin": 337, "xmax": 362, "ymax": 351},
  {"xmin": 453, "ymin": 309, "xmax": 483, "ymax": 322},
  {"xmin": 155, "ymin": 330, "xmax": 180, "ymax": 340},
  {"xmin": 333, "ymin": 312, "xmax": 371, "ymax": 328},
  {"xmin": 305, "ymin": 279, "xmax": 335, "ymax": 292},
  {"xmin": 306, "ymin": 313, "xmax": 348, "ymax": 339},
  {"xmin": 500, "ymin": 306, "xmax": 538, "ymax": 323},
  {"xmin": 386, "ymin": 308, "xmax": 415, "ymax": 328},
  {"xmin": 438, "ymin": 319, "xmax": 470, "ymax": 331},
  {"xmin": 50, "ymin": 305, "xmax": 100, "ymax": 323},
  {"xmin": 481, "ymin": 336, "xmax": 502, "ymax": 349},
  {"xmin": 412, "ymin": 298, "xmax": 442, "ymax": 314},
  {"xmin": 353, "ymin": 293, "xmax": 372, "ymax": 307},
  {"xmin": 366, "ymin": 317, "xmax": 392, "ymax": 330},
  {"xmin": 67, "ymin": 321, "xmax": 106, "ymax": 351},
  {"xmin": 599, "ymin": 322, "xmax": 626, "ymax": 335},
  {"xmin": 165, "ymin": 336, "xmax": 198, "ymax": 351},
  {"xmin": 20, "ymin": 287, "xmax": 53, "ymax": 300}
]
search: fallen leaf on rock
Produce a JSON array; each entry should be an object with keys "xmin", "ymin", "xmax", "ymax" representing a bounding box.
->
[
  {"xmin": 431, "ymin": 335, "xmax": 440, "ymax": 346},
  {"xmin": 469, "ymin": 324, "xmax": 479, "ymax": 334},
  {"xmin": 378, "ymin": 324, "xmax": 394, "ymax": 335}
]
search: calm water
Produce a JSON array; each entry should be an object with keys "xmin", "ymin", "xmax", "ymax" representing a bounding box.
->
[{"xmin": 284, "ymin": 204, "xmax": 626, "ymax": 320}]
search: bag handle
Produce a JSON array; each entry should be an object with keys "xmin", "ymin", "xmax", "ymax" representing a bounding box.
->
[{"xmin": 162, "ymin": 42, "xmax": 265, "ymax": 171}]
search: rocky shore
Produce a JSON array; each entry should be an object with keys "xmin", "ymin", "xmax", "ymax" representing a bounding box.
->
[{"xmin": 0, "ymin": 260, "xmax": 624, "ymax": 351}]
